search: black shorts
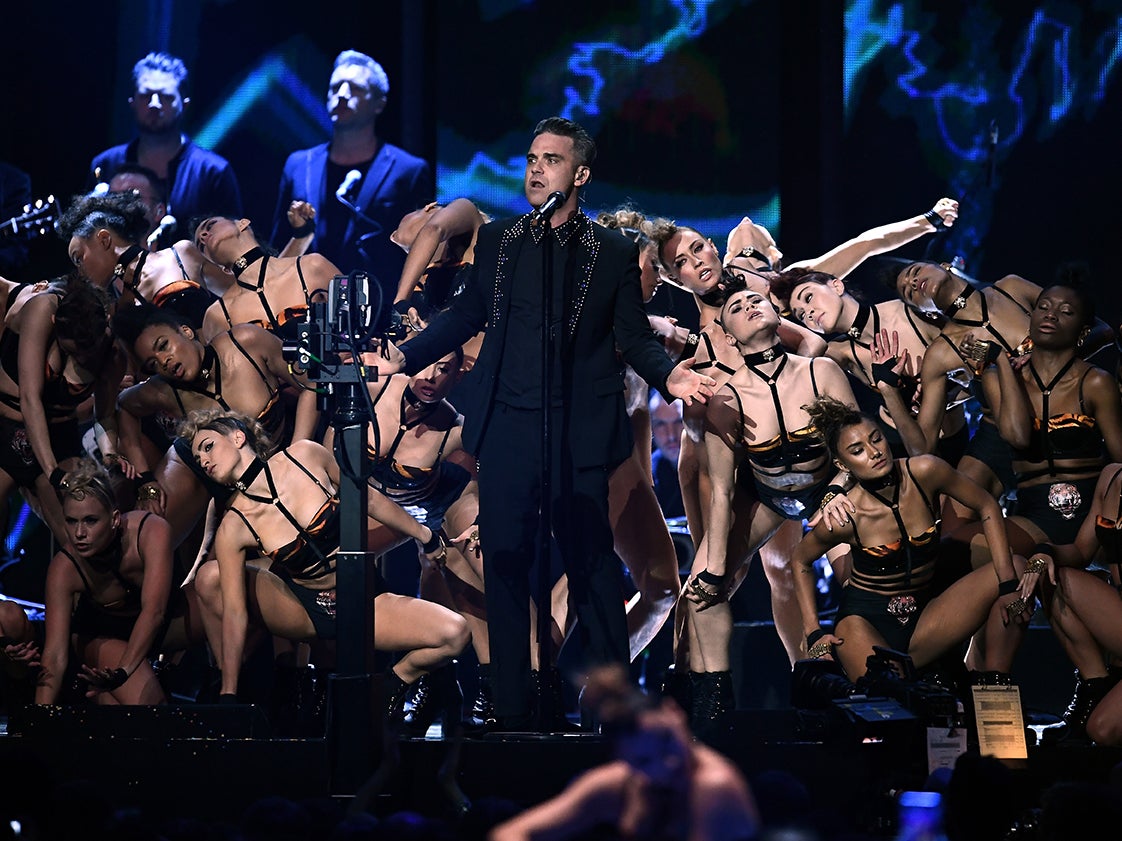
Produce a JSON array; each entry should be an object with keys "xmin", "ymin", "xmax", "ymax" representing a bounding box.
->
[
  {"xmin": 274, "ymin": 568, "xmax": 338, "ymax": 641},
  {"xmin": 835, "ymin": 586, "xmax": 931, "ymax": 653},
  {"xmin": 963, "ymin": 419, "xmax": 1016, "ymax": 493},
  {"xmin": 0, "ymin": 416, "xmax": 83, "ymax": 488},
  {"xmin": 752, "ymin": 477, "xmax": 830, "ymax": 520},
  {"xmin": 1011, "ymin": 476, "xmax": 1099, "ymax": 544}
]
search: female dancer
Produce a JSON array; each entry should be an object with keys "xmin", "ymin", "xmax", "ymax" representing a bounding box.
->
[
  {"xmin": 594, "ymin": 209, "xmax": 686, "ymax": 662},
  {"xmin": 648, "ymin": 199, "xmax": 955, "ymax": 665},
  {"xmin": 112, "ymin": 304, "xmax": 317, "ymax": 550},
  {"xmin": 391, "ymin": 198, "xmax": 489, "ymax": 332},
  {"xmin": 1028, "ymin": 465, "xmax": 1122, "ymax": 743},
  {"xmin": 993, "ymin": 276, "xmax": 1122, "ymax": 550},
  {"xmin": 976, "ymin": 275, "xmax": 1122, "ymax": 718},
  {"xmin": 194, "ymin": 216, "xmax": 338, "ymax": 344},
  {"xmin": 0, "ymin": 282, "xmax": 129, "ymax": 542},
  {"xmin": 181, "ymin": 410, "xmax": 470, "ymax": 715},
  {"xmin": 35, "ymin": 459, "xmax": 204, "ymax": 705},
  {"xmin": 339, "ymin": 346, "xmax": 491, "ymax": 730},
  {"xmin": 648, "ymin": 221, "xmax": 826, "ymax": 666},
  {"xmin": 681, "ymin": 279, "xmax": 857, "ymax": 728},
  {"xmin": 791, "ymin": 397, "xmax": 1025, "ymax": 679},
  {"xmin": 887, "ymin": 260, "xmax": 1041, "ymax": 526},
  {"xmin": 58, "ymin": 191, "xmax": 222, "ymax": 328},
  {"xmin": 767, "ymin": 267, "xmax": 966, "ymax": 461}
]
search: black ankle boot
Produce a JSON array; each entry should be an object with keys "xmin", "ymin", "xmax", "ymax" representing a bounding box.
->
[
  {"xmin": 1056, "ymin": 671, "xmax": 1114, "ymax": 742},
  {"xmin": 469, "ymin": 663, "xmax": 497, "ymax": 729},
  {"xmin": 403, "ymin": 664, "xmax": 464, "ymax": 736},
  {"xmin": 690, "ymin": 670, "xmax": 734, "ymax": 739},
  {"xmin": 384, "ymin": 670, "xmax": 412, "ymax": 732}
]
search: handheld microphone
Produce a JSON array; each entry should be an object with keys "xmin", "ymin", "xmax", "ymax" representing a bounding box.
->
[
  {"xmin": 530, "ymin": 191, "xmax": 567, "ymax": 227},
  {"xmin": 336, "ymin": 170, "xmax": 363, "ymax": 200},
  {"xmin": 147, "ymin": 214, "xmax": 177, "ymax": 248}
]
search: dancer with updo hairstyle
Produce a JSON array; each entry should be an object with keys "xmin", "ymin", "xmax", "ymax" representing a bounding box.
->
[
  {"xmin": 790, "ymin": 397, "xmax": 1024, "ymax": 679},
  {"xmin": 180, "ymin": 409, "xmax": 469, "ymax": 720}
]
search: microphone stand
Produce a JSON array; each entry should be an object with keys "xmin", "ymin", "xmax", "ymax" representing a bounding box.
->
[{"xmin": 535, "ymin": 213, "xmax": 556, "ymax": 733}]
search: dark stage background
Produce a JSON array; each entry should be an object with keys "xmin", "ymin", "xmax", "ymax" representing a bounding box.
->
[
  {"xmin": 1, "ymin": 0, "xmax": 1121, "ymax": 589},
  {"xmin": 3, "ymin": 0, "xmax": 1119, "ymax": 308}
]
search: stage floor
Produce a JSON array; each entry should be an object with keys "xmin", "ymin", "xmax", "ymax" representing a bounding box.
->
[{"xmin": 2, "ymin": 703, "xmax": 1120, "ymax": 837}]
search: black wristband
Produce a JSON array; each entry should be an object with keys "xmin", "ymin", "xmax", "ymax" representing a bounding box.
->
[
  {"xmin": 871, "ymin": 360, "xmax": 903, "ymax": 389},
  {"xmin": 923, "ymin": 209, "xmax": 946, "ymax": 231},
  {"xmin": 697, "ymin": 569, "xmax": 727, "ymax": 586},
  {"xmin": 291, "ymin": 219, "xmax": 315, "ymax": 238},
  {"xmin": 1032, "ymin": 542, "xmax": 1054, "ymax": 559},
  {"xmin": 105, "ymin": 668, "xmax": 129, "ymax": 690},
  {"xmin": 983, "ymin": 342, "xmax": 1002, "ymax": 368},
  {"xmin": 824, "ymin": 483, "xmax": 847, "ymax": 497},
  {"xmin": 392, "ymin": 299, "xmax": 412, "ymax": 316},
  {"xmin": 217, "ymin": 693, "xmax": 239, "ymax": 705},
  {"xmin": 421, "ymin": 530, "xmax": 443, "ymax": 554},
  {"xmin": 998, "ymin": 579, "xmax": 1019, "ymax": 596},
  {"xmin": 806, "ymin": 629, "xmax": 826, "ymax": 648},
  {"xmin": 48, "ymin": 467, "xmax": 66, "ymax": 490}
]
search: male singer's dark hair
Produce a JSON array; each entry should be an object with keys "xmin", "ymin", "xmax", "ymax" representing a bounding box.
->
[{"xmin": 534, "ymin": 117, "xmax": 597, "ymax": 168}]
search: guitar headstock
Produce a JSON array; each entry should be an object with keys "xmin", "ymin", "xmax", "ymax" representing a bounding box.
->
[{"xmin": 2, "ymin": 196, "xmax": 59, "ymax": 240}]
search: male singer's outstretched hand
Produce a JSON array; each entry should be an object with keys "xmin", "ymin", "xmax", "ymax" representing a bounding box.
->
[{"xmin": 666, "ymin": 357, "xmax": 716, "ymax": 406}]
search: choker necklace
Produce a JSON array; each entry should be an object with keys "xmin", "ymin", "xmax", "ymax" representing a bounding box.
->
[
  {"xmin": 943, "ymin": 282, "xmax": 975, "ymax": 320},
  {"xmin": 403, "ymin": 385, "xmax": 426, "ymax": 411},
  {"xmin": 113, "ymin": 245, "xmax": 146, "ymax": 278},
  {"xmin": 846, "ymin": 304, "xmax": 872, "ymax": 340},
  {"xmin": 232, "ymin": 247, "xmax": 266, "ymax": 279},
  {"xmin": 195, "ymin": 345, "xmax": 216, "ymax": 386},
  {"xmin": 858, "ymin": 464, "xmax": 897, "ymax": 494},
  {"xmin": 742, "ymin": 343, "xmax": 785, "ymax": 367},
  {"xmin": 233, "ymin": 457, "xmax": 265, "ymax": 493}
]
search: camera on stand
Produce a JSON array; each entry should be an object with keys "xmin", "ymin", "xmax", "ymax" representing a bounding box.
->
[
  {"xmin": 280, "ymin": 270, "xmax": 396, "ymax": 792},
  {"xmin": 282, "ymin": 271, "xmax": 382, "ymax": 389}
]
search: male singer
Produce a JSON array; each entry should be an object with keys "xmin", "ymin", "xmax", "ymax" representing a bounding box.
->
[
  {"xmin": 379, "ymin": 117, "xmax": 714, "ymax": 730},
  {"xmin": 270, "ymin": 50, "xmax": 432, "ymax": 312}
]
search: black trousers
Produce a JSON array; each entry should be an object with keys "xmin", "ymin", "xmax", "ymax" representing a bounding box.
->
[{"xmin": 476, "ymin": 403, "xmax": 629, "ymax": 719}]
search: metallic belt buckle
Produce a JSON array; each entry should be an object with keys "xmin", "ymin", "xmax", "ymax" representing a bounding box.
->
[
  {"xmin": 1047, "ymin": 482, "xmax": 1082, "ymax": 520},
  {"xmin": 887, "ymin": 594, "xmax": 918, "ymax": 625}
]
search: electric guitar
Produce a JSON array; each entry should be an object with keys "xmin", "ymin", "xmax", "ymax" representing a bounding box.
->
[{"xmin": 0, "ymin": 196, "xmax": 58, "ymax": 241}]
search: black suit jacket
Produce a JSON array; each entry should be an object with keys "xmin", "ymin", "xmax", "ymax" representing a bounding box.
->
[{"xmin": 401, "ymin": 214, "xmax": 674, "ymax": 470}]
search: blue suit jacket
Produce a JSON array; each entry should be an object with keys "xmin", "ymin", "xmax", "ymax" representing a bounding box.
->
[{"xmin": 270, "ymin": 141, "xmax": 432, "ymax": 295}]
